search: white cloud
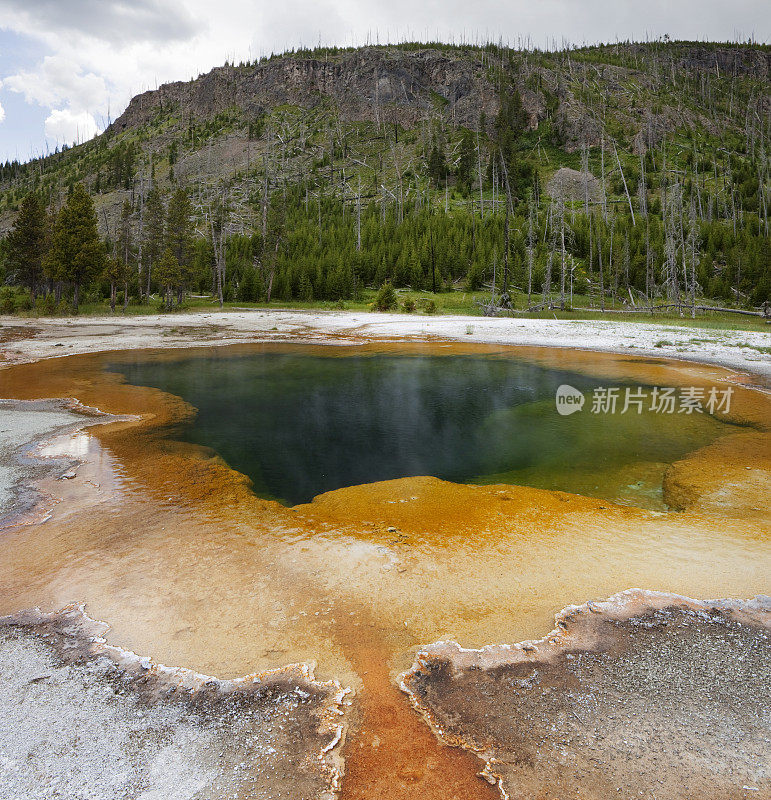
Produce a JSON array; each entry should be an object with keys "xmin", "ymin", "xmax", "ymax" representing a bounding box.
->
[
  {"xmin": 0, "ymin": 101, "xmax": 5, "ymax": 124},
  {"xmin": 0, "ymin": 0, "xmax": 200, "ymax": 44},
  {"xmin": 4, "ymin": 56, "xmax": 107, "ymax": 113},
  {"xmin": 44, "ymin": 109, "xmax": 101, "ymax": 146}
]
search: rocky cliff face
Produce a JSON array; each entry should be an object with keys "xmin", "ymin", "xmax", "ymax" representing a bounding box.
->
[
  {"xmin": 633, "ymin": 43, "xmax": 770, "ymax": 79},
  {"xmin": 112, "ymin": 48, "xmax": 501, "ymax": 133},
  {"xmin": 112, "ymin": 43, "xmax": 769, "ymax": 154}
]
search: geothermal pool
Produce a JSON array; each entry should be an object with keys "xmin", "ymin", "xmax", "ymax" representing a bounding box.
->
[
  {"xmin": 0, "ymin": 342, "xmax": 768, "ymax": 800},
  {"xmin": 107, "ymin": 348, "xmax": 735, "ymax": 509}
]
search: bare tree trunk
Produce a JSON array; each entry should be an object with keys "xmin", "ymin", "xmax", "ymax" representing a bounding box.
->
[
  {"xmin": 600, "ymin": 134, "xmax": 607, "ymax": 222},
  {"xmin": 356, "ymin": 176, "xmax": 361, "ymax": 252},
  {"xmin": 527, "ymin": 198, "xmax": 534, "ymax": 307},
  {"xmin": 137, "ymin": 177, "xmax": 145, "ymax": 300},
  {"xmin": 645, "ymin": 219, "xmax": 652, "ymax": 300},
  {"xmin": 262, "ymin": 135, "xmax": 272, "ymax": 240},
  {"xmin": 543, "ymin": 200, "xmax": 554, "ymax": 302},
  {"xmin": 583, "ymin": 142, "xmax": 594, "ymax": 305},
  {"xmin": 498, "ymin": 152, "xmax": 514, "ymax": 299},
  {"xmin": 559, "ymin": 197, "xmax": 566, "ymax": 309},
  {"xmin": 476, "ymin": 129, "xmax": 484, "ymax": 218},
  {"xmin": 595, "ymin": 214, "xmax": 605, "ymax": 311},
  {"xmin": 689, "ymin": 198, "xmax": 698, "ymax": 317},
  {"xmin": 613, "ymin": 139, "xmax": 635, "ymax": 225},
  {"xmin": 208, "ymin": 191, "xmax": 227, "ymax": 309},
  {"xmin": 266, "ymin": 268, "xmax": 274, "ymax": 303}
]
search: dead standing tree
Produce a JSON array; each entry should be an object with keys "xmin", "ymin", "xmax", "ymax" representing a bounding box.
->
[
  {"xmin": 527, "ymin": 195, "xmax": 535, "ymax": 307},
  {"xmin": 498, "ymin": 150, "xmax": 515, "ymax": 307},
  {"xmin": 206, "ymin": 188, "xmax": 229, "ymax": 308}
]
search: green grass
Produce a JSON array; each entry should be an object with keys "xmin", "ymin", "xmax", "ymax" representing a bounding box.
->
[
  {"xmin": 732, "ymin": 342, "xmax": 771, "ymax": 354},
  {"xmin": 7, "ymin": 290, "xmax": 769, "ymax": 334}
]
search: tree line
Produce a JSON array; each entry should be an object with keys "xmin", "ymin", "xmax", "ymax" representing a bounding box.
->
[
  {"xmin": 1, "ymin": 184, "xmax": 195, "ymax": 312},
  {"xmin": 1, "ymin": 168, "xmax": 768, "ymax": 315}
]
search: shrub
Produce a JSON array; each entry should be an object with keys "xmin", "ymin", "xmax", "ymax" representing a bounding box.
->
[
  {"xmin": 373, "ymin": 281, "xmax": 398, "ymax": 311},
  {"xmin": 402, "ymin": 298, "xmax": 416, "ymax": 313},
  {"xmin": 40, "ymin": 294, "xmax": 58, "ymax": 315},
  {"xmin": 14, "ymin": 292, "xmax": 32, "ymax": 312},
  {"xmin": 0, "ymin": 288, "xmax": 14, "ymax": 314},
  {"xmin": 0, "ymin": 287, "xmax": 33, "ymax": 314}
]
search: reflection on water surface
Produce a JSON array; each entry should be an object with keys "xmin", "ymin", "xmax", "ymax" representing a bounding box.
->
[{"xmin": 109, "ymin": 350, "xmax": 734, "ymax": 509}]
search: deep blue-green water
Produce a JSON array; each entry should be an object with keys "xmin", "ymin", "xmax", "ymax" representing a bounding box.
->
[{"xmin": 107, "ymin": 348, "xmax": 730, "ymax": 507}]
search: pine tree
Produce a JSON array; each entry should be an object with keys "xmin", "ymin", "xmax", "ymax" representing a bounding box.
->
[
  {"xmin": 456, "ymin": 131, "xmax": 475, "ymax": 195},
  {"xmin": 46, "ymin": 184, "xmax": 104, "ymax": 311},
  {"xmin": 494, "ymin": 86, "xmax": 529, "ymax": 197},
  {"xmin": 6, "ymin": 193, "xmax": 47, "ymax": 304},
  {"xmin": 167, "ymin": 189, "xmax": 192, "ymax": 262},
  {"xmin": 103, "ymin": 255, "xmax": 128, "ymax": 313},
  {"xmin": 156, "ymin": 247, "xmax": 182, "ymax": 310},
  {"xmin": 373, "ymin": 280, "xmax": 397, "ymax": 311},
  {"xmin": 116, "ymin": 200, "xmax": 134, "ymax": 308},
  {"xmin": 167, "ymin": 188, "xmax": 193, "ymax": 303},
  {"xmin": 143, "ymin": 187, "xmax": 165, "ymax": 297},
  {"xmin": 427, "ymin": 145, "xmax": 446, "ymax": 186}
]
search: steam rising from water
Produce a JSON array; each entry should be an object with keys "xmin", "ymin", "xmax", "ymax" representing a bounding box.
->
[{"xmin": 109, "ymin": 350, "xmax": 733, "ymax": 508}]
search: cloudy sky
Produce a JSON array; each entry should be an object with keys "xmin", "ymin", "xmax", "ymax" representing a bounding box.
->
[{"xmin": 0, "ymin": 0, "xmax": 767, "ymax": 162}]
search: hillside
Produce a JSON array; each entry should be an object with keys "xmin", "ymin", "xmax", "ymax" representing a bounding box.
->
[{"xmin": 0, "ymin": 40, "xmax": 769, "ymax": 312}]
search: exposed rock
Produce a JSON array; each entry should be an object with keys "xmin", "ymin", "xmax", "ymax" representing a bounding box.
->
[
  {"xmin": 112, "ymin": 48, "xmax": 499, "ymax": 133},
  {"xmin": 545, "ymin": 166, "xmax": 601, "ymax": 202}
]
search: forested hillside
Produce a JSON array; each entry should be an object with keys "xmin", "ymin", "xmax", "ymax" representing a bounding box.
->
[{"xmin": 0, "ymin": 40, "xmax": 769, "ymax": 314}]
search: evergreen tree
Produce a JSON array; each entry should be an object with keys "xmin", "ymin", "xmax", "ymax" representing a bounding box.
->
[
  {"xmin": 167, "ymin": 188, "xmax": 193, "ymax": 264},
  {"xmin": 167, "ymin": 188, "xmax": 194, "ymax": 302},
  {"xmin": 117, "ymin": 200, "xmax": 134, "ymax": 268},
  {"xmin": 46, "ymin": 184, "xmax": 104, "ymax": 310},
  {"xmin": 103, "ymin": 255, "xmax": 128, "ymax": 312},
  {"xmin": 493, "ymin": 85, "xmax": 529, "ymax": 198},
  {"xmin": 156, "ymin": 247, "xmax": 182, "ymax": 310},
  {"xmin": 373, "ymin": 280, "xmax": 398, "ymax": 311},
  {"xmin": 6, "ymin": 193, "xmax": 47, "ymax": 304},
  {"xmin": 116, "ymin": 200, "xmax": 134, "ymax": 307},
  {"xmin": 143, "ymin": 187, "xmax": 165, "ymax": 297},
  {"xmin": 427, "ymin": 145, "xmax": 446, "ymax": 186}
]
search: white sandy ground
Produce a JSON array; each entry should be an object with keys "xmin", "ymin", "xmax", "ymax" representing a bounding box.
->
[
  {"xmin": 0, "ymin": 402, "xmax": 82, "ymax": 513},
  {"xmin": 0, "ymin": 608, "xmax": 347, "ymax": 800},
  {"xmin": 1, "ymin": 309, "xmax": 770, "ymax": 378},
  {"xmin": 0, "ymin": 631, "xmax": 220, "ymax": 800}
]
